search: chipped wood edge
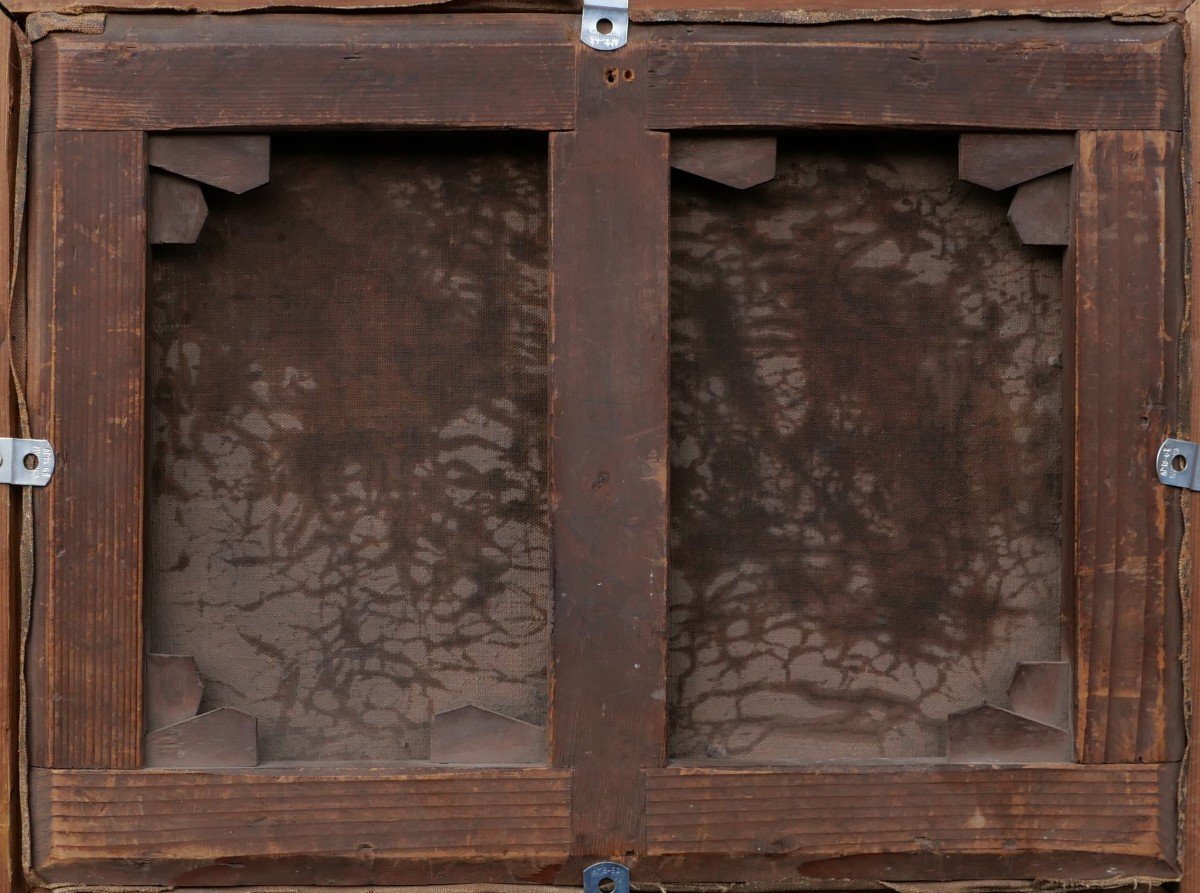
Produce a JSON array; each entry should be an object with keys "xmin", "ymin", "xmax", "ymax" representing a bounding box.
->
[{"xmin": 0, "ymin": 0, "xmax": 1189, "ymax": 23}]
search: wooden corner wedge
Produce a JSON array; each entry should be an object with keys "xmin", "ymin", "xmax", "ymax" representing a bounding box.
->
[
  {"xmin": 148, "ymin": 172, "xmax": 208, "ymax": 245},
  {"xmin": 144, "ymin": 707, "xmax": 258, "ymax": 768},
  {"xmin": 429, "ymin": 705, "xmax": 545, "ymax": 765},
  {"xmin": 946, "ymin": 705, "xmax": 1072, "ymax": 763},
  {"xmin": 670, "ymin": 135, "xmax": 777, "ymax": 189},
  {"xmin": 148, "ymin": 134, "xmax": 270, "ymax": 194},
  {"xmin": 959, "ymin": 133, "xmax": 1075, "ymax": 191},
  {"xmin": 1008, "ymin": 170, "xmax": 1071, "ymax": 246},
  {"xmin": 145, "ymin": 653, "xmax": 203, "ymax": 732},
  {"xmin": 1008, "ymin": 661, "xmax": 1070, "ymax": 730}
]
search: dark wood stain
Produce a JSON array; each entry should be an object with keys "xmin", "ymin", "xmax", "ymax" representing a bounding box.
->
[
  {"xmin": 645, "ymin": 22, "xmax": 1183, "ymax": 131},
  {"xmin": 27, "ymin": 130, "xmax": 146, "ymax": 769},
  {"xmin": 548, "ymin": 40, "xmax": 670, "ymax": 868},
  {"xmin": 1071, "ymin": 130, "xmax": 1184, "ymax": 763}
]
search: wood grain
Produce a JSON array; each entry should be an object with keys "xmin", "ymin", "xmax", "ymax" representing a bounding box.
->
[
  {"xmin": 642, "ymin": 764, "xmax": 1180, "ymax": 882},
  {"xmin": 3, "ymin": 0, "xmax": 1187, "ymax": 18},
  {"xmin": 148, "ymin": 134, "xmax": 270, "ymax": 194},
  {"xmin": 549, "ymin": 40, "xmax": 669, "ymax": 870},
  {"xmin": 145, "ymin": 654, "xmax": 203, "ymax": 732},
  {"xmin": 26, "ymin": 131, "xmax": 146, "ymax": 769},
  {"xmin": 1007, "ymin": 170, "xmax": 1072, "ymax": 246},
  {"xmin": 143, "ymin": 708, "xmax": 258, "ymax": 768},
  {"xmin": 633, "ymin": 0, "xmax": 1188, "ymax": 20},
  {"xmin": 1183, "ymin": 12, "xmax": 1200, "ymax": 893},
  {"xmin": 32, "ymin": 767, "xmax": 571, "ymax": 885},
  {"xmin": 33, "ymin": 14, "xmax": 575, "ymax": 132},
  {"xmin": 645, "ymin": 22, "xmax": 1183, "ymax": 131},
  {"xmin": 670, "ymin": 135, "xmax": 776, "ymax": 189},
  {"xmin": 945, "ymin": 705, "xmax": 1072, "ymax": 762},
  {"xmin": 1008, "ymin": 661, "xmax": 1071, "ymax": 729},
  {"xmin": 430, "ymin": 706, "xmax": 545, "ymax": 765},
  {"xmin": 148, "ymin": 172, "xmax": 208, "ymax": 244},
  {"xmin": 1, "ymin": 0, "xmax": 1188, "ymax": 17},
  {"xmin": 0, "ymin": 19, "xmax": 21, "ymax": 893},
  {"xmin": 959, "ymin": 133, "xmax": 1075, "ymax": 191},
  {"xmin": 1072, "ymin": 131, "xmax": 1184, "ymax": 764}
]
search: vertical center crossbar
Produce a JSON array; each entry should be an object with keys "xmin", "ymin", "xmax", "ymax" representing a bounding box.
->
[{"xmin": 548, "ymin": 39, "xmax": 670, "ymax": 870}]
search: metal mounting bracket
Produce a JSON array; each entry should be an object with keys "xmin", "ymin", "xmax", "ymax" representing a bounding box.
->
[
  {"xmin": 1157, "ymin": 438, "xmax": 1200, "ymax": 491},
  {"xmin": 584, "ymin": 863, "xmax": 630, "ymax": 893},
  {"xmin": 0, "ymin": 438, "xmax": 55, "ymax": 487},
  {"xmin": 581, "ymin": 0, "xmax": 628, "ymax": 51}
]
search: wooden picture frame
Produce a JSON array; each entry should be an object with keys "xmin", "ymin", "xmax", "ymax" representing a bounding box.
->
[{"xmin": 15, "ymin": 9, "xmax": 1188, "ymax": 890}]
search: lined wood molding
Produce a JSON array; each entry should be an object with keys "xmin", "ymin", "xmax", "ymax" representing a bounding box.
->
[
  {"xmin": 642, "ymin": 764, "xmax": 1180, "ymax": 882},
  {"xmin": 645, "ymin": 22, "xmax": 1183, "ymax": 131},
  {"xmin": 32, "ymin": 768, "xmax": 571, "ymax": 884},
  {"xmin": 548, "ymin": 39, "xmax": 669, "ymax": 870},
  {"xmin": 1, "ymin": 0, "xmax": 1188, "ymax": 17},
  {"xmin": 32, "ymin": 14, "xmax": 576, "ymax": 132},
  {"xmin": 632, "ymin": 0, "xmax": 1189, "ymax": 20},
  {"xmin": 1072, "ymin": 130, "xmax": 1184, "ymax": 764},
  {"xmin": 1183, "ymin": 13, "xmax": 1200, "ymax": 893},
  {"xmin": 0, "ymin": 19, "xmax": 21, "ymax": 893},
  {"xmin": 26, "ymin": 131, "xmax": 146, "ymax": 769}
]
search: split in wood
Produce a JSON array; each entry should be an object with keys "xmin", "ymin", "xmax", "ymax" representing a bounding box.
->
[
  {"xmin": 670, "ymin": 135, "xmax": 777, "ymax": 190},
  {"xmin": 945, "ymin": 660, "xmax": 1071, "ymax": 763},
  {"xmin": 429, "ymin": 704, "xmax": 545, "ymax": 765}
]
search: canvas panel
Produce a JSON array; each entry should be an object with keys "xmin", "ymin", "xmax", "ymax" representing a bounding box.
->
[
  {"xmin": 146, "ymin": 134, "xmax": 549, "ymax": 762},
  {"xmin": 668, "ymin": 134, "xmax": 1064, "ymax": 761}
]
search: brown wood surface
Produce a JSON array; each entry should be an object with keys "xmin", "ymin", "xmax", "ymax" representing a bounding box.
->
[
  {"xmin": 645, "ymin": 22, "xmax": 1182, "ymax": 131},
  {"xmin": 1008, "ymin": 661, "xmax": 1071, "ymax": 729},
  {"xmin": 642, "ymin": 764, "xmax": 1179, "ymax": 883},
  {"xmin": 945, "ymin": 705, "xmax": 1072, "ymax": 762},
  {"xmin": 32, "ymin": 767, "xmax": 572, "ymax": 884},
  {"xmin": 145, "ymin": 654, "xmax": 203, "ymax": 731},
  {"xmin": 0, "ymin": 20, "xmax": 20, "ymax": 893},
  {"xmin": 549, "ymin": 39, "xmax": 669, "ymax": 870},
  {"xmin": 670, "ymin": 135, "xmax": 776, "ymax": 189},
  {"xmin": 148, "ymin": 172, "xmax": 208, "ymax": 244},
  {"xmin": 33, "ymin": 15, "xmax": 576, "ymax": 132},
  {"xmin": 1072, "ymin": 130, "xmax": 1184, "ymax": 764},
  {"xmin": 2, "ymin": 0, "xmax": 1187, "ymax": 19},
  {"xmin": 148, "ymin": 134, "xmax": 270, "ymax": 194},
  {"xmin": 632, "ymin": 0, "xmax": 1189, "ymax": 20},
  {"xmin": 26, "ymin": 131, "xmax": 146, "ymax": 769},
  {"xmin": 1007, "ymin": 170, "xmax": 1072, "ymax": 246},
  {"xmin": 1184, "ymin": 13, "xmax": 1200, "ymax": 893},
  {"xmin": 143, "ymin": 707, "xmax": 258, "ymax": 768},
  {"xmin": 959, "ymin": 133, "xmax": 1075, "ymax": 192},
  {"xmin": 429, "ymin": 706, "xmax": 545, "ymax": 765}
]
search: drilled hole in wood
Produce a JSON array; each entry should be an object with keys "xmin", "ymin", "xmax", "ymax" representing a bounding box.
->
[
  {"xmin": 605, "ymin": 68, "xmax": 619, "ymax": 84},
  {"xmin": 623, "ymin": 69, "xmax": 635, "ymax": 81}
]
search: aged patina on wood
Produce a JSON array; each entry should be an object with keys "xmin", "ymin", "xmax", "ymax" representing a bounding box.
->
[{"xmin": 12, "ymin": 7, "xmax": 1189, "ymax": 893}]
